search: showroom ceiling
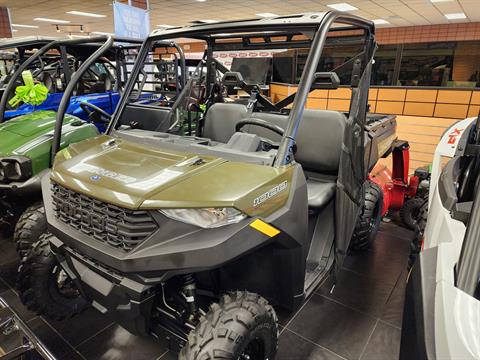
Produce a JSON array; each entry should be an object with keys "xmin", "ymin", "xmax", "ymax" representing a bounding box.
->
[{"xmin": 3, "ymin": 0, "xmax": 479, "ymax": 38}]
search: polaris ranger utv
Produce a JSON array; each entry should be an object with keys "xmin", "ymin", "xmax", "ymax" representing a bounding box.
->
[
  {"xmin": 0, "ymin": 36, "xmax": 143, "ymax": 244},
  {"xmin": 19, "ymin": 12, "xmax": 396, "ymax": 359}
]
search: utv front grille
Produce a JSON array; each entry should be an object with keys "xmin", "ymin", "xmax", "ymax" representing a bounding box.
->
[{"xmin": 51, "ymin": 183, "xmax": 158, "ymax": 251}]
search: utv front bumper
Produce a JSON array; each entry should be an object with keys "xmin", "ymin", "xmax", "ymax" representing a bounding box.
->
[
  {"xmin": 0, "ymin": 170, "xmax": 45, "ymax": 195},
  {"xmin": 50, "ymin": 235, "xmax": 156, "ymax": 336}
]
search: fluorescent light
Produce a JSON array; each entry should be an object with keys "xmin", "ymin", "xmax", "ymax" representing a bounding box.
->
[
  {"xmin": 445, "ymin": 12, "xmax": 466, "ymax": 19},
  {"xmin": 91, "ymin": 31, "xmax": 114, "ymax": 35},
  {"xmin": 34, "ymin": 17, "xmax": 70, "ymax": 24},
  {"xmin": 372, "ymin": 19, "xmax": 390, "ymax": 25},
  {"xmin": 12, "ymin": 23, "xmax": 39, "ymax": 28},
  {"xmin": 196, "ymin": 0, "xmax": 207, "ymax": 2},
  {"xmin": 256, "ymin": 13, "xmax": 279, "ymax": 18},
  {"xmin": 69, "ymin": 34, "xmax": 89, "ymax": 39},
  {"xmin": 327, "ymin": 3, "xmax": 358, "ymax": 11},
  {"xmin": 199, "ymin": 19, "xmax": 218, "ymax": 23},
  {"xmin": 66, "ymin": 11, "xmax": 106, "ymax": 18},
  {"xmin": 157, "ymin": 24, "xmax": 176, "ymax": 28}
]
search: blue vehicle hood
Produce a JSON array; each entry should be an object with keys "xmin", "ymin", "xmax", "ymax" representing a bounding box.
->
[{"xmin": 4, "ymin": 91, "xmax": 120, "ymax": 122}]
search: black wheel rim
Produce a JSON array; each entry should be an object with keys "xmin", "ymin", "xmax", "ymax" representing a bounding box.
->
[
  {"xmin": 239, "ymin": 337, "xmax": 266, "ymax": 360},
  {"xmin": 370, "ymin": 201, "xmax": 382, "ymax": 230},
  {"xmin": 51, "ymin": 265, "xmax": 80, "ymax": 299}
]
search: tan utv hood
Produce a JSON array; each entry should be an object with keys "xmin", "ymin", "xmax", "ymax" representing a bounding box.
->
[{"xmin": 51, "ymin": 135, "xmax": 292, "ymax": 214}]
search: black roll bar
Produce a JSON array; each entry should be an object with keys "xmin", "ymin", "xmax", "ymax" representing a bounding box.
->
[
  {"xmin": 0, "ymin": 40, "xmax": 56, "ymax": 123},
  {"xmin": 0, "ymin": 36, "xmax": 142, "ymax": 123},
  {"xmin": 274, "ymin": 12, "xmax": 374, "ymax": 167},
  {"xmin": 50, "ymin": 36, "xmax": 114, "ymax": 164},
  {"xmin": 106, "ymin": 40, "xmax": 187, "ymax": 134}
]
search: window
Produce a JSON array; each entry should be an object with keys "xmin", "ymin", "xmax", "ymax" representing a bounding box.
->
[
  {"xmin": 450, "ymin": 41, "xmax": 480, "ymax": 88},
  {"xmin": 399, "ymin": 42, "xmax": 455, "ymax": 87},
  {"xmin": 371, "ymin": 45, "xmax": 397, "ymax": 86}
]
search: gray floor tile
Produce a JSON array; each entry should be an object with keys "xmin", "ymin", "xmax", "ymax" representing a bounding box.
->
[{"xmin": 360, "ymin": 321, "xmax": 401, "ymax": 360}]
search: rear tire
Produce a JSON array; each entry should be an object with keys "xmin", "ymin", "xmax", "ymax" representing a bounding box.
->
[
  {"xmin": 14, "ymin": 202, "xmax": 47, "ymax": 258},
  {"xmin": 408, "ymin": 200, "xmax": 428, "ymax": 269},
  {"xmin": 350, "ymin": 181, "xmax": 384, "ymax": 251},
  {"xmin": 179, "ymin": 291, "xmax": 278, "ymax": 360},
  {"xmin": 17, "ymin": 234, "xmax": 88, "ymax": 321},
  {"xmin": 400, "ymin": 197, "xmax": 425, "ymax": 230}
]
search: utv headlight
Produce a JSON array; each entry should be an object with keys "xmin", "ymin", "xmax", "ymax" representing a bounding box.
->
[
  {"xmin": 0, "ymin": 156, "xmax": 33, "ymax": 182},
  {"xmin": 160, "ymin": 208, "xmax": 247, "ymax": 228}
]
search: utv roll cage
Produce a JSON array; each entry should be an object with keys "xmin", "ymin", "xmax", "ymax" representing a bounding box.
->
[
  {"xmin": 100, "ymin": 12, "xmax": 375, "ymax": 168},
  {"xmin": 0, "ymin": 37, "xmax": 57, "ymax": 90},
  {"xmin": 0, "ymin": 36, "xmax": 57, "ymax": 62},
  {"xmin": 0, "ymin": 36, "xmax": 142, "ymax": 124}
]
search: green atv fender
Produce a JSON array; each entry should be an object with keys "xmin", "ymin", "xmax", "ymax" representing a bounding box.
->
[{"xmin": 0, "ymin": 110, "xmax": 100, "ymax": 177}]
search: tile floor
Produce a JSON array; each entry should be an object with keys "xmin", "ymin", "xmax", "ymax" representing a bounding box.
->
[{"xmin": 0, "ymin": 221, "xmax": 412, "ymax": 360}]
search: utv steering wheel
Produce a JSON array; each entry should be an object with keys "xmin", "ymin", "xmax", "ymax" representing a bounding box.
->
[
  {"xmin": 235, "ymin": 118, "xmax": 285, "ymax": 137},
  {"xmin": 235, "ymin": 118, "xmax": 285, "ymax": 152},
  {"xmin": 80, "ymin": 102, "xmax": 111, "ymax": 124}
]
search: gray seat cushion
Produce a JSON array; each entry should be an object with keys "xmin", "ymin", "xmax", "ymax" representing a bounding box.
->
[
  {"xmin": 203, "ymin": 103, "xmax": 346, "ymax": 175},
  {"xmin": 306, "ymin": 179, "xmax": 336, "ymax": 209},
  {"xmin": 203, "ymin": 103, "xmax": 249, "ymax": 143}
]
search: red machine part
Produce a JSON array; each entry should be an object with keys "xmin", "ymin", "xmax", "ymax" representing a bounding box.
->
[{"xmin": 368, "ymin": 140, "xmax": 420, "ymax": 215}]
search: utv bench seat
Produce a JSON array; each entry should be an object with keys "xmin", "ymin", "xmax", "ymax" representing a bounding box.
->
[
  {"xmin": 306, "ymin": 180, "xmax": 336, "ymax": 210},
  {"xmin": 203, "ymin": 103, "xmax": 346, "ymax": 209}
]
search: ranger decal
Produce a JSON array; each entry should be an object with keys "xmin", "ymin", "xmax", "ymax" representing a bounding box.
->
[{"xmin": 253, "ymin": 181, "xmax": 288, "ymax": 207}]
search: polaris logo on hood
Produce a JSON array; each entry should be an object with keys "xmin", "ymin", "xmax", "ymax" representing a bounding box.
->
[
  {"xmin": 253, "ymin": 181, "xmax": 288, "ymax": 207},
  {"xmin": 69, "ymin": 163, "xmax": 136, "ymax": 183}
]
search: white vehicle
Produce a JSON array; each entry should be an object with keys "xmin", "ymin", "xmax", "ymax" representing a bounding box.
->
[{"xmin": 400, "ymin": 116, "xmax": 480, "ymax": 359}]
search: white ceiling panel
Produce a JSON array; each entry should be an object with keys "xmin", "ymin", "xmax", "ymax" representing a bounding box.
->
[{"xmin": 2, "ymin": 0, "xmax": 478, "ymax": 38}]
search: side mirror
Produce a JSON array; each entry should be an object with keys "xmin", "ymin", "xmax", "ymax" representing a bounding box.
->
[
  {"xmin": 311, "ymin": 72, "xmax": 340, "ymax": 89},
  {"xmin": 222, "ymin": 71, "xmax": 244, "ymax": 87}
]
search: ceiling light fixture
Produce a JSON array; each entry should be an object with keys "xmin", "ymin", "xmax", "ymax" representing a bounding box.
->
[
  {"xmin": 69, "ymin": 34, "xmax": 89, "ymax": 39},
  {"xmin": 372, "ymin": 19, "xmax": 390, "ymax": 25},
  {"xmin": 66, "ymin": 11, "xmax": 106, "ymax": 18},
  {"xmin": 445, "ymin": 12, "xmax": 466, "ymax": 19},
  {"xmin": 91, "ymin": 31, "xmax": 114, "ymax": 35},
  {"xmin": 327, "ymin": 3, "xmax": 358, "ymax": 12},
  {"xmin": 11, "ymin": 23, "xmax": 39, "ymax": 28},
  {"xmin": 199, "ymin": 19, "xmax": 218, "ymax": 23},
  {"xmin": 256, "ymin": 13, "xmax": 279, "ymax": 18},
  {"xmin": 157, "ymin": 24, "xmax": 176, "ymax": 28},
  {"xmin": 196, "ymin": 0, "xmax": 207, "ymax": 2},
  {"xmin": 34, "ymin": 17, "xmax": 70, "ymax": 24}
]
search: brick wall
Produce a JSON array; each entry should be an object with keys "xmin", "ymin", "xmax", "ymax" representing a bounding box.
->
[
  {"xmin": 0, "ymin": 7, "xmax": 12, "ymax": 38},
  {"xmin": 376, "ymin": 22, "xmax": 480, "ymax": 45},
  {"xmin": 452, "ymin": 41, "xmax": 480, "ymax": 82}
]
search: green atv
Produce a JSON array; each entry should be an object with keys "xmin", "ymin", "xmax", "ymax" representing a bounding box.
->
[
  {"xmin": 19, "ymin": 13, "xmax": 396, "ymax": 359},
  {"xmin": 0, "ymin": 36, "xmax": 142, "ymax": 252}
]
